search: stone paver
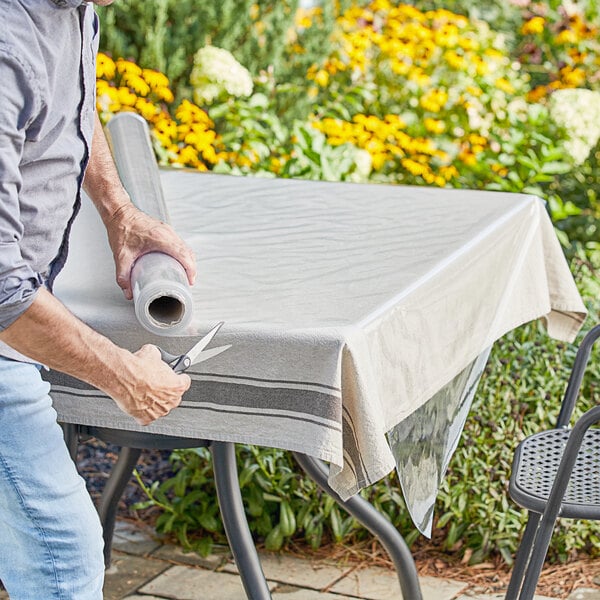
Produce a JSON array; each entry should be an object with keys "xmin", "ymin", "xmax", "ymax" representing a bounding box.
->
[
  {"xmin": 104, "ymin": 553, "xmax": 169, "ymax": 600},
  {"xmin": 222, "ymin": 553, "xmax": 352, "ymax": 591},
  {"xmin": 139, "ymin": 564, "xmax": 277, "ymax": 600},
  {"xmin": 329, "ymin": 566, "xmax": 467, "ymax": 600},
  {"xmin": 271, "ymin": 584, "xmax": 356, "ymax": 599},
  {"xmin": 455, "ymin": 592, "xmax": 557, "ymax": 600},
  {"xmin": 112, "ymin": 520, "xmax": 162, "ymax": 557},
  {"xmin": 567, "ymin": 589, "xmax": 600, "ymax": 600},
  {"xmin": 152, "ymin": 543, "xmax": 228, "ymax": 570}
]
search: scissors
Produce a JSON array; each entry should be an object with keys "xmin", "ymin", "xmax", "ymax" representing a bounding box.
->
[{"xmin": 158, "ymin": 321, "xmax": 231, "ymax": 373}]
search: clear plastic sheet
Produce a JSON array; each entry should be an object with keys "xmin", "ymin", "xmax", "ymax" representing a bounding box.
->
[
  {"xmin": 387, "ymin": 349, "xmax": 491, "ymax": 536},
  {"xmin": 105, "ymin": 113, "xmax": 193, "ymax": 334}
]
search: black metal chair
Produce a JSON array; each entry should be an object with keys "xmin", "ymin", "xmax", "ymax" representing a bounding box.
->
[{"xmin": 506, "ymin": 324, "xmax": 600, "ymax": 600}]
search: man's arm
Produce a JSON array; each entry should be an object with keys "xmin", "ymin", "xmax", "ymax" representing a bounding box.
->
[
  {"xmin": 0, "ymin": 287, "xmax": 191, "ymax": 425},
  {"xmin": 83, "ymin": 113, "xmax": 196, "ymax": 299}
]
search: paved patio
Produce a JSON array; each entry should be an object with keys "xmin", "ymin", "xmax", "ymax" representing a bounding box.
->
[
  {"xmin": 94, "ymin": 520, "xmax": 600, "ymax": 600},
  {"xmin": 1, "ymin": 519, "xmax": 597, "ymax": 599}
]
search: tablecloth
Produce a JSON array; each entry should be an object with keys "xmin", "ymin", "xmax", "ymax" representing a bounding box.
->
[{"xmin": 48, "ymin": 170, "xmax": 586, "ymax": 517}]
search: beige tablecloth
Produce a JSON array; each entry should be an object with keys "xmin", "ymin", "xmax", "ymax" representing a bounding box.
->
[{"xmin": 48, "ymin": 170, "xmax": 586, "ymax": 522}]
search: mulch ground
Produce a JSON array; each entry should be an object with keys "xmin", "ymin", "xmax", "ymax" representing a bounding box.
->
[{"xmin": 78, "ymin": 438, "xmax": 600, "ymax": 600}]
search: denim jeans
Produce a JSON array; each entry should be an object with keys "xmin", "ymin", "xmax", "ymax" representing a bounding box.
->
[{"xmin": 0, "ymin": 357, "xmax": 104, "ymax": 599}]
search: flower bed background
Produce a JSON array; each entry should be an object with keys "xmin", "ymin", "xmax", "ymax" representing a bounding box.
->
[{"xmin": 94, "ymin": 0, "xmax": 600, "ymax": 565}]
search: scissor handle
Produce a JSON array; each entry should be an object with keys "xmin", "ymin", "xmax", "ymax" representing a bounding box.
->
[{"xmin": 158, "ymin": 348, "xmax": 191, "ymax": 373}]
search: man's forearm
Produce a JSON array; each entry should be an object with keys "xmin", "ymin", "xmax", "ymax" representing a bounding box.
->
[{"xmin": 0, "ymin": 288, "xmax": 130, "ymax": 397}]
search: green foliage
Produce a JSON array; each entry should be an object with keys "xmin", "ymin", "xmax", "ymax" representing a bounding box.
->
[{"xmin": 438, "ymin": 244, "xmax": 600, "ymax": 564}]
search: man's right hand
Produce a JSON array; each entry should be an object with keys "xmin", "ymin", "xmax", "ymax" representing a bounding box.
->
[{"xmin": 109, "ymin": 344, "xmax": 191, "ymax": 425}]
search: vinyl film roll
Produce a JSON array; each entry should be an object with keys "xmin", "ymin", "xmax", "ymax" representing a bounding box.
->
[{"xmin": 105, "ymin": 113, "xmax": 194, "ymax": 334}]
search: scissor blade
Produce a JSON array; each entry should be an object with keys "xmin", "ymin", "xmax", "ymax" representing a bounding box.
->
[
  {"xmin": 191, "ymin": 344, "xmax": 232, "ymax": 365},
  {"xmin": 185, "ymin": 321, "xmax": 225, "ymax": 365}
]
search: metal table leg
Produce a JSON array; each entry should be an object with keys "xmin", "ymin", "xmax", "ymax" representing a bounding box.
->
[
  {"xmin": 293, "ymin": 452, "xmax": 423, "ymax": 600},
  {"xmin": 212, "ymin": 441, "xmax": 272, "ymax": 600},
  {"xmin": 61, "ymin": 423, "xmax": 80, "ymax": 462},
  {"xmin": 98, "ymin": 446, "xmax": 143, "ymax": 568},
  {"xmin": 65, "ymin": 427, "xmax": 271, "ymax": 599}
]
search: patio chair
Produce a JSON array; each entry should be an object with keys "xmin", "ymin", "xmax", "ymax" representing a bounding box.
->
[{"xmin": 506, "ymin": 324, "xmax": 600, "ymax": 600}]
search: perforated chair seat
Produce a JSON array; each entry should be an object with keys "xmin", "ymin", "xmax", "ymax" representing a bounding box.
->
[{"xmin": 509, "ymin": 427, "xmax": 600, "ymax": 520}]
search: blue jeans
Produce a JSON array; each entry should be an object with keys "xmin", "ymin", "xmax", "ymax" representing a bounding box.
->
[{"xmin": 0, "ymin": 357, "xmax": 104, "ymax": 599}]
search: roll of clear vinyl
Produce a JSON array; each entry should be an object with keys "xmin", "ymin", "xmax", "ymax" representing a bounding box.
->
[{"xmin": 105, "ymin": 113, "xmax": 194, "ymax": 335}]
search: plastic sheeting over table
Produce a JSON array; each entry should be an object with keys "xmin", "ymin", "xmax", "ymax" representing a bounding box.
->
[{"xmin": 48, "ymin": 169, "xmax": 586, "ymax": 535}]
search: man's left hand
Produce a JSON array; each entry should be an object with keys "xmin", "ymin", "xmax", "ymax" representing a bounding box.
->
[{"xmin": 105, "ymin": 203, "xmax": 196, "ymax": 300}]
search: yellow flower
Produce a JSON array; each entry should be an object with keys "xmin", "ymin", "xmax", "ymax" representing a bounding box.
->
[
  {"xmin": 401, "ymin": 158, "xmax": 429, "ymax": 176},
  {"xmin": 135, "ymin": 97, "xmax": 159, "ymax": 121},
  {"xmin": 153, "ymin": 116, "xmax": 178, "ymax": 141},
  {"xmin": 123, "ymin": 73, "xmax": 150, "ymax": 97},
  {"xmin": 117, "ymin": 87, "xmax": 137, "ymax": 107},
  {"xmin": 424, "ymin": 118, "xmax": 446, "ymax": 134},
  {"xmin": 560, "ymin": 66, "xmax": 586, "ymax": 87},
  {"xmin": 314, "ymin": 69, "xmax": 329, "ymax": 87},
  {"xmin": 142, "ymin": 68, "xmax": 170, "ymax": 90},
  {"xmin": 116, "ymin": 58, "xmax": 142, "ymax": 76},
  {"xmin": 555, "ymin": 28, "xmax": 578, "ymax": 45},
  {"xmin": 176, "ymin": 99, "xmax": 206, "ymax": 124},
  {"xmin": 96, "ymin": 52, "xmax": 116, "ymax": 80},
  {"xmin": 178, "ymin": 145, "xmax": 200, "ymax": 165},
  {"xmin": 371, "ymin": 152, "xmax": 387, "ymax": 170},
  {"xmin": 439, "ymin": 165, "xmax": 459, "ymax": 181},
  {"xmin": 155, "ymin": 86, "xmax": 175, "ymax": 103},
  {"xmin": 527, "ymin": 85, "xmax": 548, "ymax": 102},
  {"xmin": 201, "ymin": 145, "xmax": 218, "ymax": 164},
  {"xmin": 420, "ymin": 88, "xmax": 448, "ymax": 113},
  {"xmin": 444, "ymin": 50, "xmax": 466, "ymax": 70},
  {"xmin": 459, "ymin": 148, "xmax": 477, "ymax": 165},
  {"xmin": 495, "ymin": 78, "xmax": 515, "ymax": 94},
  {"xmin": 521, "ymin": 16, "xmax": 545, "ymax": 36}
]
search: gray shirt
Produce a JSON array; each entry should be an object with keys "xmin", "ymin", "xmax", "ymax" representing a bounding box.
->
[{"xmin": 0, "ymin": 0, "xmax": 98, "ymax": 356}]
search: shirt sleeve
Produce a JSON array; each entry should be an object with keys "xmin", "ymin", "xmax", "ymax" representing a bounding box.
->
[{"xmin": 0, "ymin": 45, "xmax": 44, "ymax": 331}]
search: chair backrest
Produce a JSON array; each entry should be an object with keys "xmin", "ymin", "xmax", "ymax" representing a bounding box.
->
[{"xmin": 555, "ymin": 324, "xmax": 600, "ymax": 428}]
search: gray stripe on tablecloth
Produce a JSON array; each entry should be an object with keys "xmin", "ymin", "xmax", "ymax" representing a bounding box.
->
[
  {"xmin": 184, "ymin": 380, "xmax": 341, "ymax": 423},
  {"xmin": 47, "ymin": 376, "xmax": 342, "ymax": 428},
  {"xmin": 341, "ymin": 407, "xmax": 367, "ymax": 484},
  {"xmin": 188, "ymin": 371, "xmax": 342, "ymax": 393},
  {"xmin": 178, "ymin": 401, "xmax": 341, "ymax": 431}
]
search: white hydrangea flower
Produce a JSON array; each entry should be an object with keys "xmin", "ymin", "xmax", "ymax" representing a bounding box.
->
[
  {"xmin": 190, "ymin": 46, "xmax": 253, "ymax": 104},
  {"xmin": 549, "ymin": 88, "xmax": 600, "ymax": 165}
]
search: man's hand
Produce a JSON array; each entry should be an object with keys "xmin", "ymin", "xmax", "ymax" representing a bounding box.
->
[
  {"xmin": 82, "ymin": 113, "xmax": 196, "ymax": 299},
  {"xmin": 105, "ymin": 203, "xmax": 196, "ymax": 300},
  {"xmin": 109, "ymin": 344, "xmax": 191, "ymax": 425},
  {"xmin": 0, "ymin": 289, "xmax": 191, "ymax": 426}
]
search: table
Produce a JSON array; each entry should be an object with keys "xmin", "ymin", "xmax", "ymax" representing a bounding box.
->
[{"xmin": 47, "ymin": 169, "xmax": 585, "ymax": 596}]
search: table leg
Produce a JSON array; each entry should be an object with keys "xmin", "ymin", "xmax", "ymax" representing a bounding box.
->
[
  {"xmin": 97, "ymin": 446, "xmax": 143, "ymax": 568},
  {"xmin": 61, "ymin": 423, "xmax": 80, "ymax": 462},
  {"xmin": 293, "ymin": 452, "xmax": 423, "ymax": 600},
  {"xmin": 211, "ymin": 441, "xmax": 272, "ymax": 600}
]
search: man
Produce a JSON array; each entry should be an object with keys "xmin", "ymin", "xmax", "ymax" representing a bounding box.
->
[{"xmin": 0, "ymin": 0, "xmax": 196, "ymax": 597}]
